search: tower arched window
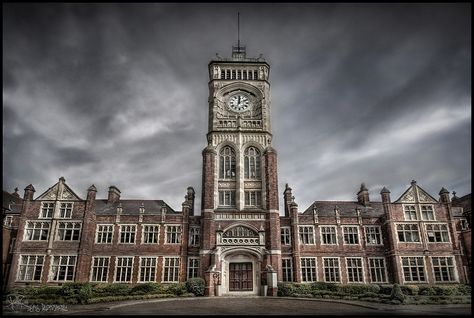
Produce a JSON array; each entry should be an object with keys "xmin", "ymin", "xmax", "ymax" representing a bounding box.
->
[
  {"xmin": 244, "ymin": 146, "xmax": 261, "ymax": 179},
  {"xmin": 219, "ymin": 146, "xmax": 236, "ymax": 179}
]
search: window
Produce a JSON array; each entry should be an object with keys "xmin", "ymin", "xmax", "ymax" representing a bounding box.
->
[
  {"xmin": 244, "ymin": 147, "xmax": 261, "ymax": 179},
  {"xmin": 218, "ymin": 190, "xmax": 236, "ymax": 207},
  {"xmin": 368, "ymin": 258, "xmax": 387, "ymax": 283},
  {"xmin": 189, "ymin": 227, "xmax": 200, "ymax": 246},
  {"xmin": 40, "ymin": 202, "xmax": 54, "ymax": 218},
  {"xmin": 299, "ymin": 226, "xmax": 315, "ymax": 244},
  {"xmin": 426, "ymin": 224, "xmax": 450, "ymax": 243},
  {"xmin": 253, "ymin": 70, "xmax": 258, "ymax": 80},
  {"xmin": 96, "ymin": 225, "xmax": 114, "ymax": 244},
  {"xmin": 187, "ymin": 257, "xmax": 200, "ymax": 279},
  {"xmin": 365, "ymin": 226, "xmax": 382, "ymax": 245},
  {"xmin": 300, "ymin": 258, "xmax": 317, "ymax": 282},
  {"xmin": 243, "ymin": 71, "xmax": 247, "ymax": 80},
  {"xmin": 432, "ymin": 257, "xmax": 456, "ymax": 282},
  {"xmin": 166, "ymin": 225, "xmax": 182, "ymax": 244},
  {"xmin": 346, "ymin": 258, "xmax": 364, "ymax": 283},
  {"xmin": 139, "ymin": 257, "xmax": 157, "ymax": 282},
  {"xmin": 461, "ymin": 219, "xmax": 469, "ymax": 230},
  {"xmin": 401, "ymin": 256, "xmax": 426, "ymax": 282},
  {"xmin": 219, "ymin": 146, "xmax": 236, "ymax": 179},
  {"xmin": 90, "ymin": 257, "xmax": 110, "ymax": 282},
  {"xmin": 56, "ymin": 222, "xmax": 81, "ymax": 241},
  {"xmin": 24, "ymin": 221, "xmax": 50, "ymax": 241},
  {"xmin": 343, "ymin": 226, "xmax": 359, "ymax": 245},
  {"xmin": 4, "ymin": 215, "xmax": 13, "ymax": 227},
  {"xmin": 59, "ymin": 202, "xmax": 73, "ymax": 218},
  {"xmin": 223, "ymin": 226, "xmax": 258, "ymax": 238},
  {"xmin": 320, "ymin": 226, "xmax": 337, "ymax": 245},
  {"xmin": 237, "ymin": 70, "xmax": 241, "ymax": 80},
  {"xmin": 163, "ymin": 257, "xmax": 180, "ymax": 282},
  {"xmin": 323, "ymin": 258, "xmax": 340, "ymax": 282},
  {"xmin": 232, "ymin": 70, "xmax": 236, "ymax": 79},
  {"xmin": 226, "ymin": 70, "xmax": 230, "ymax": 79},
  {"xmin": 248, "ymin": 71, "xmax": 253, "ymax": 80},
  {"xmin": 421, "ymin": 205, "xmax": 435, "ymax": 220},
  {"xmin": 282, "ymin": 258, "xmax": 293, "ymax": 282},
  {"xmin": 397, "ymin": 224, "xmax": 420, "ymax": 242},
  {"xmin": 244, "ymin": 191, "xmax": 262, "ymax": 207},
  {"xmin": 281, "ymin": 227, "xmax": 291, "ymax": 245},
  {"xmin": 143, "ymin": 225, "xmax": 160, "ymax": 244},
  {"xmin": 17, "ymin": 255, "xmax": 44, "ymax": 281},
  {"xmin": 50, "ymin": 255, "xmax": 76, "ymax": 281},
  {"xmin": 115, "ymin": 257, "xmax": 134, "ymax": 282},
  {"xmin": 120, "ymin": 225, "xmax": 136, "ymax": 244},
  {"xmin": 404, "ymin": 205, "xmax": 417, "ymax": 220},
  {"xmin": 220, "ymin": 70, "xmax": 225, "ymax": 79}
]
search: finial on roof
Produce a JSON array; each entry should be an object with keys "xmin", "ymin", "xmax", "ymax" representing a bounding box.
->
[
  {"xmin": 88, "ymin": 184, "xmax": 97, "ymax": 192},
  {"xmin": 380, "ymin": 186, "xmax": 390, "ymax": 194},
  {"xmin": 439, "ymin": 187, "xmax": 449, "ymax": 195},
  {"xmin": 360, "ymin": 183, "xmax": 368, "ymax": 191},
  {"xmin": 411, "ymin": 180, "xmax": 417, "ymax": 186},
  {"xmin": 59, "ymin": 176, "xmax": 66, "ymax": 183}
]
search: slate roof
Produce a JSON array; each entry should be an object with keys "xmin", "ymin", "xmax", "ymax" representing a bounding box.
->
[
  {"xmin": 452, "ymin": 193, "xmax": 472, "ymax": 216},
  {"xmin": 303, "ymin": 201, "xmax": 384, "ymax": 218},
  {"xmin": 3, "ymin": 190, "xmax": 23, "ymax": 214},
  {"xmin": 94, "ymin": 199, "xmax": 177, "ymax": 215}
]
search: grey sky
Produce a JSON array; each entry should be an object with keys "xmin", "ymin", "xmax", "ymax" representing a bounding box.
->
[{"xmin": 3, "ymin": 3, "xmax": 471, "ymax": 213}]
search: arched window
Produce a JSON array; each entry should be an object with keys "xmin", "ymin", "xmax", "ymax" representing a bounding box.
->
[
  {"xmin": 223, "ymin": 225, "xmax": 258, "ymax": 238},
  {"xmin": 219, "ymin": 146, "xmax": 236, "ymax": 179},
  {"xmin": 244, "ymin": 146, "xmax": 261, "ymax": 179}
]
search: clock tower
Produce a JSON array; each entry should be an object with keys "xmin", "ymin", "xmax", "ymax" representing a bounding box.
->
[{"xmin": 200, "ymin": 43, "xmax": 281, "ymax": 296}]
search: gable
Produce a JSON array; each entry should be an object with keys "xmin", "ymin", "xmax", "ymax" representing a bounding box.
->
[
  {"xmin": 395, "ymin": 184, "xmax": 438, "ymax": 203},
  {"xmin": 36, "ymin": 181, "xmax": 82, "ymax": 201}
]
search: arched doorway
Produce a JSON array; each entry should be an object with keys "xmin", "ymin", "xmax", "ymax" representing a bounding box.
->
[{"xmin": 220, "ymin": 249, "xmax": 263, "ymax": 296}]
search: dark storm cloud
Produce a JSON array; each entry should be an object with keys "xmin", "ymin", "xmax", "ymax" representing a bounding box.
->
[{"xmin": 3, "ymin": 3, "xmax": 470, "ymax": 212}]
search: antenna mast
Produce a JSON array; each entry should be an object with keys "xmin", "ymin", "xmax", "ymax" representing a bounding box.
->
[{"xmin": 237, "ymin": 12, "xmax": 240, "ymax": 50}]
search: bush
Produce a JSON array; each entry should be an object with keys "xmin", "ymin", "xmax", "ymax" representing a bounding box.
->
[
  {"xmin": 131, "ymin": 283, "xmax": 163, "ymax": 295},
  {"xmin": 456, "ymin": 284, "xmax": 471, "ymax": 296},
  {"xmin": 378, "ymin": 285, "xmax": 393, "ymax": 295},
  {"xmin": 418, "ymin": 286, "xmax": 437, "ymax": 296},
  {"xmin": 277, "ymin": 283, "xmax": 295, "ymax": 296},
  {"xmin": 390, "ymin": 283, "xmax": 405, "ymax": 303},
  {"xmin": 339, "ymin": 284, "xmax": 380, "ymax": 295},
  {"xmin": 185, "ymin": 278, "xmax": 205, "ymax": 296},
  {"xmin": 400, "ymin": 285, "xmax": 419, "ymax": 296},
  {"xmin": 100, "ymin": 284, "xmax": 131, "ymax": 296},
  {"xmin": 165, "ymin": 283, "xmax": 187, "ymax": 296}
]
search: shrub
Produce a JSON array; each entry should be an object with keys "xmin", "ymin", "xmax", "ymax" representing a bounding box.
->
[
  {"xmin": 131, "ymin": 283, "xmax": 163, "ymax": 295},
  {"xmin": 101, "ymin": 284, "xmax": 131, "ymax": 296},
  {"xmin": 390, "ymin": 283, "xmax": 405, "ymax": 303},
  {"xmin": 378, "ymin": 285, "xmax": 393, "ymax": 295},
  {"xmin": 456, "ymin": 284, "xmax": 471, "ymax": 296},
  {"xmin": 418, "ymin": 286, "xmax": 436, "ymax": 296},
  {"xmin": 339, "ymin": 284, "xmax": 380, "ymax": 295},
  {"xmin": 400, "ymin": 285, "xmax": 419, "ymax": 295},
  {"xmin": 277, "ymin": 283, "xmax": 295, "ymax": 297},
  {"xmin": 165, "ymin": 283, "xmax": 187, "ymax": 296},
  {"xmin": 185, "ymin": 278, "xmax": 205, "ymax": 296}
]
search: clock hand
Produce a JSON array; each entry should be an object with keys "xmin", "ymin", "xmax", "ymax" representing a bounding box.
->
[{"xmin": 238, "ymin": 96, "xmax": 241, "ymax": 105}]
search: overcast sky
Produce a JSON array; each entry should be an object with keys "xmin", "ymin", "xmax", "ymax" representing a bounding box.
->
[{"xmin": 3, "ymin": 3, "xmax": 471, "ymax": 213}]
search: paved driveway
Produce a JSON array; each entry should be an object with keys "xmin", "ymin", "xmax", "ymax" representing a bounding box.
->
[{"xmin": 77, "ymin": 297, "xmax": 471, "ymax": 316}]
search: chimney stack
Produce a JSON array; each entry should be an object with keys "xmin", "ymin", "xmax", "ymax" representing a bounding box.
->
[
  {"xmin": 108, "ymin": 186, "xmax": 121, "ymax": 204},
  {"xmin": 357, "ymin": 183, "xmax": 370, "ymax": 206}
]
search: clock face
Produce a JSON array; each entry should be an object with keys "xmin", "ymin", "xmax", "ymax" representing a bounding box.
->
[{"xmin": 228, "ymin": 94, "xmax": 250, "ymax": 112}]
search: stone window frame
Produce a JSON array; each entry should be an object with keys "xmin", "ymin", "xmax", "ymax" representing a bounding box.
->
[
  {"xmin": 345, "ymin": 257, "xmax": 365, "ymax": 283},
  {"xmin": 395, "ymin": 223, "xmax": 422, "ymax": 243},
  {"xmin": 49, "ymin": 255, "xmax": 77, "ymax": 282},
  {"xmin": 300, "ymin": 257, "xmax": 317, "ymax": 283},
  {"xmin": 320, "ymin": 226, "xmax": 338, "ymax": 245},
  {"xmin": 298, "ymin": 225, "xmax": 315, "ymax": 245},
  {"xmin": 431, "ymin": 256, "xmax": 458, "ymax": 283},
  {"xmin": 90, "ymin": 256, "xmax": 110, "ymax": 282},
  {"xmin": 95, "ymin": 224, "xmax": 114, "ymax": 244},
  {"xmin": 243, "ymin": 146, "xmax": 261, "ymax": 180},
  {"xmin": 322, "ymin": 257, "xmax": 341, "ymax": 283},
  {"xmin": 59, "ymin": 202, "xmax": 74, "ymax": 219},
  {"xmin": 364, "ymin": 225, "xmax": 383, "ymax": 245},
  {"xmin": 368, "ymin": 257, "xmax": 388, "ymax": 283},
  {"xmin": 119, "ymin": 224, "xmax": 137, "ymax": 244},
  {"xmin": 403, "ymin": 204, "xmax": 418, "ymax": 221},
  {"xmin": 142, "ymin": 224, "xmax": 160, "ymax": 244},
  {"xmin": 282, "ymin": 258, "xmax": 293, "ymax": 282},
  {"xmin": 16, "ymin": 254, "xmax": 45, "ymax": 282},
  {"xmin": 4, "ymin": 215, "xmax": 13, "ymax": 227},
  {"xmin": 342, "ymin": 225, "xmax": 360, "ymax": 245},
  {"xmin": 162, "ymin": 257, "xmax": 180, "ymax": 283},
  {"xmin": 400, "ymin": 256, "xmax": 427, "ymax": 283},
  {"xmin": 39, "ymin": 202, "xmax": 54, "ymax": 219},
  {"xmin": 218, "ymin": 190, "xmax": 236, "ymax": 207},
  {"xmin": 165, "ymin": 225, "xmax": 182, "ymax": 244},
  {"xmin": 24, "ymin": 221, "xmax": 50, "ymax": 241},
  {"xmin": 188, "ymin": 226, "xmax": 200, "ymax": 246},
  {"xmin": 420, "ymin": 205, "xmax": 436, "ymax": 221},
  {"xmin": 219, "ymin": 146, "xmax": 236, "ymax": 180},
  {"xmin": 114, "ymin": 256, "xmax": 134, "ymax": 283},
  {"xmin": 280, "ymin": 227, "xmax": 291, "ymax": 246},
  {"xmin": 425, "ymin": 223, "xmax": 450, "ymax": 243},
  {"xmin": 138, "ymin": 256, "xmax": 158, "ymax": 283},
  {"xmin": 187, "ymin": 257, "xmax": 200, "ymax": 279},
  {"xmin": 244, "ymin": 190, "xmax": 262, "ymax": 208},
  {"xmin": 56, "ymin": 221, "xmax": 82, "ymax": 241}
]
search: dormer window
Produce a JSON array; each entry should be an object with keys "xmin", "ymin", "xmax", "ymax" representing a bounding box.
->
[
  {"xmin": 40, "ymin": 202, "xmax": 54, "ymax": 218},
  {"xmin": 59, "ymin": 202, "xmax": 73, "ymax": 218}
]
